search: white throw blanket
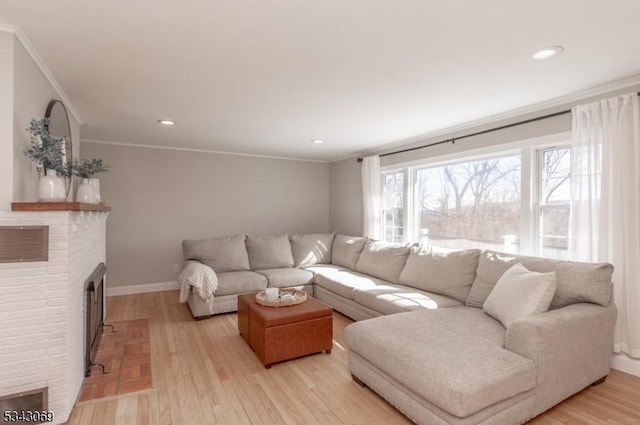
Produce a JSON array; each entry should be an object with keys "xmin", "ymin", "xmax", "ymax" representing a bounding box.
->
[{"xmin": 178, "ymin": 262, "xmax": 218, "ymax": 303}]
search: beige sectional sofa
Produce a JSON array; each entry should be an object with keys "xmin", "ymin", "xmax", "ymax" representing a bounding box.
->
[{"xmin": 180, "ymin": 232, "xmax": 616, "ymax": 425}]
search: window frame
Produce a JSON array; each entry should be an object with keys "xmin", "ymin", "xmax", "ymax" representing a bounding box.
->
[
  {"xmin": 379, "ymin": 132, "xmax": 571, "ymax": 259},
  {"xmin": 380, "ymin": 168, "xmax": 407, "ymax": 244},
  {"xmin": 533, "ymin": 144, "xmax": 572, "ymax": 258}
]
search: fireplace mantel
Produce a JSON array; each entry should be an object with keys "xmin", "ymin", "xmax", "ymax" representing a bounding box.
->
[{"xmin": 11, "ymin": 202, "xmax": 111, "ymax": 212}]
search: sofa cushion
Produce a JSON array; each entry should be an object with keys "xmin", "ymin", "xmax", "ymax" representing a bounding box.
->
[
  {"xmin": 255, "ymin": 268, "xmax": 314, "ymax": 288},
  {"xmin": 353, "ymin": 284, "xmax": 462, "ymax": 315},
  {"xmin": 345, "ymin": 307, "xmax": 536, "ymax": 418},
  {"xmin": 182, "ymin": 234, "xmax": 250, "ymax": 273},
  {"xmin": 331, "ymin": 234, "xmax": 367, "ymax": 270},
  {"xmin": 466, "ymin": 250, "xmax": 613, "ymax": 308},
  {"xmin": 399, "ymin": 246, "xmax": 481, "ymax": 302},
  {"xmin": 302, "ymin": 264, "xmax": 350, "ymax": 277},
  {"xmin": 315, "ymin": 270, "xmax": 390, "ymax": 300},
  {"xmin": 246, "ymin": 234, "xmax": 294, "ymax": 270},
  {"xmin": 483, "ymin": 263, "xmax": 557, "ymax": 327},
  {"xmin": 355, "ymin": 240, "xmax": 411, "ymax": 283},
  {"xmin": 289, "ymin": 233, "xmax": 335, "ymax": 267},
  {"xmin": 215, "ymin": 271, "xmax": 268, "ymax": 296}
]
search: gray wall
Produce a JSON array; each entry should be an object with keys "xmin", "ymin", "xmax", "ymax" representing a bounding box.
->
[
  {"xmin": 0, "ymin": 32, "xmax": 81, "ymax": 209},
  {"xmin": 13, "ymin": 39, "xmax": 80, "ymax": 203},
  {"xmin": 329, "ymin": 157, "xmax": 362, "ymax": 236},
  {"xmin": 0, "ymin": 32, "xmax": 13, "ymax": 209},
  {"xmin": 81, "ymin": 142, "xmax": 330, "ymax": 287}
]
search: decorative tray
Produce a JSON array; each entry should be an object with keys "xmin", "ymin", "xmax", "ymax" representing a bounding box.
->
[{"xmin": 256, "ymin": 288, "xmax": 307, "ymax": 307}]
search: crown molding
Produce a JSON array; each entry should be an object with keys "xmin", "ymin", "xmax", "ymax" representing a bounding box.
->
[
  {"xmin": 80, "ymin": 139, "xmax": 329, "ymax": 163},
  {"xmin": 341, "ymin": 74, "xmax": 640, "ymax": 162},
  {"xmin": 0, "ymin": 23, "xmax": 83, "ymax": 124}
]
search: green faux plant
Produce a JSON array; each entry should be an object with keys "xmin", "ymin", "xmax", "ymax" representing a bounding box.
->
[
  {"xmin": 74, "ymin": 158, "xmax": 110, "ymax": 178},
  {"xmin": 23, "ymin": 118, "xmax": 65, "ymax": 174}
]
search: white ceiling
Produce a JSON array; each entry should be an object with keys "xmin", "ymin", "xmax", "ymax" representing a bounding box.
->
[{"xmin": 2, "ymin": 0, "xmax": 640, "ymax": 162}]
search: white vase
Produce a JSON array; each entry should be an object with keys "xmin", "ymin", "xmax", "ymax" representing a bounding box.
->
[
  {"xmin": 76, "ymin": 178, "xmax": 97, "ymax": 203},
  {"xmin": 89, "ymin": 178, "xmax": 101, "ymax": 204},
  {"xmin": 38, "ymin": 169, "xmax": 66, "ymax": 202}
]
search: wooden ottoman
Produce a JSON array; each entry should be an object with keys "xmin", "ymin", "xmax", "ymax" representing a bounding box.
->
[{"xmin": 237, "ymin": 292, "xmax": 333, "ymax": 368}]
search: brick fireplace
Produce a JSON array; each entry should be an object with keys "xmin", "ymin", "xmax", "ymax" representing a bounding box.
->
[{"xmin": 0, "ymin": 207, "xmax": 108, "ymax": 424}]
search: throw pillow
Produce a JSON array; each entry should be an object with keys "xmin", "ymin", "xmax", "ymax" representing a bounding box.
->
[{"xmin": 483, "ymin": 263, "xmax": 557, "ymax": 327}]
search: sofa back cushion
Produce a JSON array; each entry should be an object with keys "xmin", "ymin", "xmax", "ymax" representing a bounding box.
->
[
  {"xmin": 332, "ymin": 234, "xmax": 367, "ymax": 270},
  {"xmin": 465, "ymin": 250, "xmax": 613, "ymax": 308},
  {"xmin": 182, "ymin": 234, "xmax": 250, "ymax": 273},
  {"xmin": 246, "ymin": 234, "xmax": 294, "ymax": 270},
  {"xmin": 289, "ymin": 233, "xmax": 335, "ymax": 267},
  {"xmin": 399, "ymin": 246, "xmax": 481, "ymax": 302},
  {"xmin": 355, "ymin": 240, "xmax": 411, "ymax": 283}
]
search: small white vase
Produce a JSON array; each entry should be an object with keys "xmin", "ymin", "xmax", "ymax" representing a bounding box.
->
[
  {"xmin": 89, "ymin": 178, "xmax": 101, "ymax": 204},
  {"xmin": 76, "ymin": 178, "xmax": 97, "ymax": 203},
  {"xmin": 38, "ymin": 169, "xmax": 66, "ymax": 202}
]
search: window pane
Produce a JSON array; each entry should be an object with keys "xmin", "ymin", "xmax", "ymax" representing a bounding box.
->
[
  {"xmin": 381, "ymin": 171, "xmax": 404, "ymax": 243},
  {"xmin": 540, "ymin": 205, "xmax": 569, "ymax": 259},
  {"xmin": 414, "ymin": 155, "xmax": 521, "ymax": 252},
  {"xmin": 541, "ymin": 147, "xmax": 571, "ymax": 204}
]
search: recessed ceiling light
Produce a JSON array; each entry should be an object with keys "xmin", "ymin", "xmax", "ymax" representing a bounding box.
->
[
  {"xmin": 157, "ymin": 119, "xmax": 175, "ymax": 126},
  {"xmin": 311, "ymin": 139, "xmax": 324, "ymax": 144},
  {"xmin": 528, "ymin": 46, "xmax": 564, "ymax": 60}
]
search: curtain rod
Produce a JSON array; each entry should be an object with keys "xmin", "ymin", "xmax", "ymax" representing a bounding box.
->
[{"xmin": 356, "ymin": 91, "xmax": 640, "ymax": 163}]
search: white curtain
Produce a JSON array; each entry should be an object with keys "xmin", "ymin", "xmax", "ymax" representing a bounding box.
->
[
  {"xmin": 570, "ymin": 92, "xmax": 640, "ymax": 358},
  {"xmin": 362, "ymin": 155, "xmax": 382, "ymax": 239}
]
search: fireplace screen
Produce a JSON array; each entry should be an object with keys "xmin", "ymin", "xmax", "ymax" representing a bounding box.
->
[{"xmin": 85, "ymin": 263, "xmax": 107, "ymax": 377}]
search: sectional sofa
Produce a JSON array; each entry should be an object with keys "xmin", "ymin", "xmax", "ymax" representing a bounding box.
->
[{"xmin": 180, "ymin": 232, "xmax": 616, "ymax": 425}]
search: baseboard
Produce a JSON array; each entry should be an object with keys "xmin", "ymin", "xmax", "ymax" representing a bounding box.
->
[
  {"xmin": 106, "ymin": 281, "xmax": 179, "ymax": 297},
  {"xmin": 611, "ymin": 353, "xmax": 640, "ymax": 377}
]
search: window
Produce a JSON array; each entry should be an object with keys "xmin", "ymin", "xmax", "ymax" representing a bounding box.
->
[
  {"xmin": 536, "ymin": 147, "xmax": 571, "ymax": 259},
  {"xmin": 380, "ymin": 140, "xmax": 572, "ymax": 259},
  {"xmin": 413, "ymin": 154, "xmax": 521, "ymax": 251},
  {"xmin": 381, "ymin": 170, "xmax": 404, "ymax": 243}
]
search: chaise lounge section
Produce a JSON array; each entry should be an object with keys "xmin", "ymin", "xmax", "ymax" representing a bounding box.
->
[{"xmin": 345, "ymin": 249, "xmax": 616, "ymax": 424}]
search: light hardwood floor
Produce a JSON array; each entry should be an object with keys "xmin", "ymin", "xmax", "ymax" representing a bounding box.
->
[{"xmin": 68, "ymin": 291, "xmax": 640, "ymax": 425}]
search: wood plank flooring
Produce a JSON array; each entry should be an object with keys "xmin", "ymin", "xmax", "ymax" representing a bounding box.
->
[{"xmin": 68, "ymin": 291, "xmax": 640, "ymax": 425}]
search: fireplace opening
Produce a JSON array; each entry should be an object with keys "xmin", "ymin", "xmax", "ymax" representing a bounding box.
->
[{"xmin": 85, "ymin": 263, "xmax": 107, "ymax": 377}]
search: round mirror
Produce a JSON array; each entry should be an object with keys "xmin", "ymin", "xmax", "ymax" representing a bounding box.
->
[{"xmin": 45, "ymin": 100, "xmax": 72, "ymax": 169}]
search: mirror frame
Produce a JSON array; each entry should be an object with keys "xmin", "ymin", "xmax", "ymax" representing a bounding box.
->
[{"xmin": 44, "ymin": 99, "xmax": 73, "ymax": 171}]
